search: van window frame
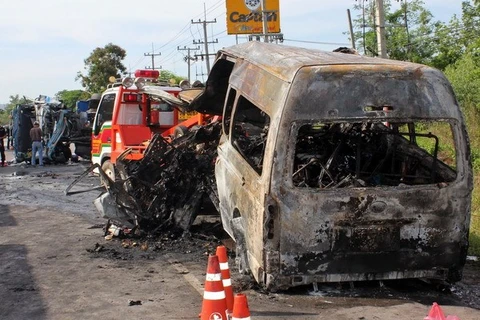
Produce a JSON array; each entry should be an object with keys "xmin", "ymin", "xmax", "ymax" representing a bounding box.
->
[
  {"xmin": 222, "ymin": 86, "xmax": 237, "ymax": 137},
  {"xmin": 229, "ymin": 94, "xmax": 271, "ymax": 176},
  {"xmin": 288, "ymin": 119, "xmax": 459, "ymax": 189}
]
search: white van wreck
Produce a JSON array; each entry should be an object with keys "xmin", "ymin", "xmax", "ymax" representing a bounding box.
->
[{"xmin": 184, "ymin": 41, "xmax": 473, "ymax": 291}]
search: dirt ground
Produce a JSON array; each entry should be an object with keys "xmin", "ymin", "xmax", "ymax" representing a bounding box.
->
[{"xmin": 1, "ymin": 149, "xmax": 480, "ymax": 320}]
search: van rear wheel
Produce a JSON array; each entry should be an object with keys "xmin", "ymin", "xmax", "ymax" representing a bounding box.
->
[{"xmin": 100, "ymin": 159, "xmax": 115, "ymax": 186}]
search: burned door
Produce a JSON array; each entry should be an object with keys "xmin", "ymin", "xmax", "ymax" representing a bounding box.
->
[{"xmin": 215, "ymin": 89, "xmax": 272, "ymax": 280}]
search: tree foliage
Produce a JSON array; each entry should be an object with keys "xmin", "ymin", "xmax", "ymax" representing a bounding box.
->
[
  {"xmin": 158, "ymin": 70, "xmax": 187, "ymax": 85},
  {"xmin": 0, "ymin": 95, "xmax": 31, "ymax": 125},
  {"xmin": 436, "ymin": 1, "xmax": 480, "ymax": 111},
  {"xmin": 352, "ymin": 0, "xmax": 436, "ymax": 64},
  {"xmin": 76, "ymin": 43, "xmax": 127, "ymax": 94},
  {"xmin": 55, "ymin": 90, "xmax": 90, "ymax": 110},
  {"xmin": 445, "ymin": 54, "xmax": 480, "ymax": 106}
]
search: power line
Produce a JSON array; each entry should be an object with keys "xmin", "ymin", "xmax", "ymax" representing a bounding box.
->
[
  {"xmin": 130, "ymin": 1, "xmax": 226, "ymax": 74},
  {"xmin": 283, "ymin": 38, "xmax": 351, "ymax": 46}
]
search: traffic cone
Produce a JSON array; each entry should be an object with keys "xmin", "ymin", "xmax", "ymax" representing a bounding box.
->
[
  {"xmin": 216, "ymin": 245, "xmax": 234, "ymax": 313},
  {"xmin": 232, "ymin": 294, "xmax": 251, "ymax": 320},
  {"xmin": 200, "ymin": 255, "xmax": 228, "ymax": 320},
  {"xmin": 425, "ymin": 302, "xmax": 461, "ymax": 320},
  {"xmin": 425, "ymin": 302, "xmax": 446, "ymax": 320}
]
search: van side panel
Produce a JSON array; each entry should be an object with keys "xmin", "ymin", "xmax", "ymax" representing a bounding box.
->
[{"xmin": 214, "ymin": 60, "xmax": 290, "ymax": 283}]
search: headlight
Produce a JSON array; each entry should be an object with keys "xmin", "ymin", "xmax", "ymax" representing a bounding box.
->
[
  {"xmin": 135, "ymin": 77, "xmax": 146, "ymax": 90},
  {"xmin": 122, "ymin": 77, "xmax": 134, "ymax": 88},
  {"xmin": 179, "ymin": 79, "xmax": 191, "ymax": 89}
]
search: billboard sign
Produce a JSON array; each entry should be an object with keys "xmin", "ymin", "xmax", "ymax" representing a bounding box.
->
[{"xmin": 226, "ymin": 0, "xmax": 281, "ymax": 35}]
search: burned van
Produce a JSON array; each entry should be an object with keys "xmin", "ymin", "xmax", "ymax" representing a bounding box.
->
[{"xmin": 186, "ymin": 42, "xmax": 473, "ymax": 291}]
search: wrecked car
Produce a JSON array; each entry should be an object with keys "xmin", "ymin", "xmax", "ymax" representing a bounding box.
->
[
  {"xmin": 11, "ymin": 96, "xmax": 93, "ymax": 163},
  {"xmin": 184, "ymin": 41, "xmax": 473, "ymax": 290}
]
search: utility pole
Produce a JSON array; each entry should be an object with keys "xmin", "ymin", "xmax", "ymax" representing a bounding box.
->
[
  {"xmin": 375, "ymin": 0, "xmax": 387, "ymax": 58},
  {"xmin": 260, "ymin": 0, "xmax": 269, "ymax": 42},
  {"xmin": 192, "ymin": 19, "xmax": 218, "ymax": 73},
  {"xmin": 347, "ymin": 9, "xmax": 356, "ymax": 49},
  {"xmin": 178, "ymin": 46, "xmax": 200, "ymax": 83},
  {"xmin": 144, "ymin": 43, "xmax": 162, "ymax": 70},
  {"xmin": 403, "ymin": 0, "xmax": 411, "ymax": 60},
  {"xmin": 192, "ymin": 4, "xmax": 218, "ymax": 74}
]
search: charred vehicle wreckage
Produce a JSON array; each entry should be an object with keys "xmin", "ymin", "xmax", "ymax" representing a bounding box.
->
[
  {"xmin": 12, "ymin": 95, "xmax": 98, "ymax": 163},
  {"xmin": 70, "ymin": 42, "xmax": 473, "ymax": 291}
]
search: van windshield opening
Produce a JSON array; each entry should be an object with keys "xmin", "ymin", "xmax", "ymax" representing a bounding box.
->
[{"xmin": 292, "ymin": 121, "xmax": 457, "ymax": 188}]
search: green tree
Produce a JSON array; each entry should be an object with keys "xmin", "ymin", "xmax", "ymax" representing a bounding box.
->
[
  {"xmin": 76, "ymin": 43, "xmax": 127, "ymax": 94},
  {"xmin": 430, "ymin": 1, "xmax": 480, "ymax": 70},
  {"xmin": 55, "ymin": 90, "xmax": 90, "ymax": 110},
  {"xmin": 0, "ymin": 95, "xmax": 31, "ymax": 124},
  {"xmin": 158, "ymin": 70, "xmax": 187, "ymax": 85},
  {"xmin": 353, "ymin": 0, "xmax": 437, "ymax": 64},
  {"xmin": 445, "ymin": 53, "xmax": 480, "ymax": 108}
]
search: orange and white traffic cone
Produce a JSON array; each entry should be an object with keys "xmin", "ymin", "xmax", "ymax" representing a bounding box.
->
[
  {"xmin": 200, "ymin": 255, "xmax": 228, "ymax": 320},
  {"xmin": 216, "ymin": 245, "xmax": 234, "ymax": 313},
  {"xmin": 425, "ymin": 302, "xmax": 461, "ymax": 320},
  {"xmin": 232, "ymin": 293, "xmax": 251, "ymax": 320},
  {"xmin": 425, "ymin": 302, "xmax": 446, "ymax": 320}
]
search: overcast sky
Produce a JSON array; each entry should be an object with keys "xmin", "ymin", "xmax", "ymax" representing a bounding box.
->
[{"xmin": 0, "ymin": 0, "xmax": 463, "ymax": 104}]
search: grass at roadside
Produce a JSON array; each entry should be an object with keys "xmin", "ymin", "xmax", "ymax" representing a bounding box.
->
[
  {"xmin": 463, "ymin": 104, "xmax": 480, "ymax": 256},
  {"xmin": 469, "ymin": 172, "xmax": 480, "ymax": 255}
]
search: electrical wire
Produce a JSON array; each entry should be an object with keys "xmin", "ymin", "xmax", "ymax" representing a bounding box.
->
[
  {"xmin": 283, "ymin": 38, "xmax": 351, "ymax": 46},
  {"xmin": 130, "ymin": 1, "xmax": 226, "ymax": 72}
]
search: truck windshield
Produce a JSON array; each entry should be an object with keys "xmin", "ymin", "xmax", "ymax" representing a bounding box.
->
[
  {"xmin": 93, "ymin": 93, "xmax": 115, "ymax": 135},
  {"xmin": 292, "ymin": 120, "xmax": 457, "ymax": 188}
]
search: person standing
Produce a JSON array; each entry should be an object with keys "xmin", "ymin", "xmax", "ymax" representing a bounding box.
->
[
  {"xmin": 6, "ymin": 124, "xmax": 12, "ymax": 150},
  {"xmin": 0, "ymin": 125, "xmax": 6, "ymax": 167},
  {"xmin": 30, "ymin": 121, "xmax": 44, "ymax": 166}
]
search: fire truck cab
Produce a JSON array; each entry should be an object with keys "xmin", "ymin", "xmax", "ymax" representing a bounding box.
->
[{"xmin": 91, "ymin": 70, "xmax": 185, "ymax": 180}]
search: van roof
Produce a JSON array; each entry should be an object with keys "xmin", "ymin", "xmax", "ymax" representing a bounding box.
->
[
  {"xmin": 219, "ymin": 41, "xmax": 423, "ymax": 83},
  {"xmin": 188, "ymin": 41, "xmax": 452, "ymax": 116}
]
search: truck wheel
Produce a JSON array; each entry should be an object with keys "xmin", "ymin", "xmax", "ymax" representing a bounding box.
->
[
  {"xmin": 174, "ymin": 125, "xmax": 189, "ymax": 139},
  {"xmin": 100, "ymin": 159, "xmax": 115, "ymax": 186}
]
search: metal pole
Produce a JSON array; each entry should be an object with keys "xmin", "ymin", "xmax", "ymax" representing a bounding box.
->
[
  {"xmin": 187, "ymin": 48, "xmax": 191, "ymax": 83},
  {"xmin": 362, "ymin": 0, "xmax": 366, "ymax": 54},
  {"xmin": 202, "ymin": 20, "xmax": 211, "ymax": 72},
  {"xmin": 375, "ymin": 0, "xmax": 387, "ymax": 58},
  {"xmin": 347, "ymin": 9, "xmax": 356, "ymax": 49},
  {"xmin": 151, "ymin": 43, "xmax": 155, "ymax": 69},
  {"xmin": 404, "ymin": 0, "xmax": 411, "ymax": 60},
  {"xmin": 261, "ymin": 0, "xmax": 269, "ymax": 42}
]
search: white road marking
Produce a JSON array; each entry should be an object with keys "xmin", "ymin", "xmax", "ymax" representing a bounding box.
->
[{"xmin": 166, "ymin": 254, "xmax": 204, "ymax": 296}]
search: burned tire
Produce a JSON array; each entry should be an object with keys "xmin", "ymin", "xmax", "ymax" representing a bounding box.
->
[
  {"xmin": 100, "ymin": 159, "xmax": 115, "ymax": 186},
  {"xmin": 173, "ymin": 125, "xmax": 189, "ymax": 139}
]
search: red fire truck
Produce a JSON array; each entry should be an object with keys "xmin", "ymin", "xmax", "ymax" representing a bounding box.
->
[{"xmin": 91, "ymin": 69, "xmax": 205, "ymax": 180}]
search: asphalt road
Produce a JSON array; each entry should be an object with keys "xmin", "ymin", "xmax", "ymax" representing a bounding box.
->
[{"xmin": 1, "ymin": 151, "xmax": 480, "ymax": 320}]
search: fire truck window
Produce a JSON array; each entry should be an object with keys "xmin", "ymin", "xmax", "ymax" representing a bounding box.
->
[
  {"xmin": 157, "ymin": 102, "xmax": 173, "ymax": 112},
  {"xmin": 223, "ymin": 87, "xmax": 236, "ymax": 136},
  {"xmin": 118, "ymin": 103, "xmax": 143, "ymax": 125},
  {"xmin": 231, "ymin": 95, "xmax": 270, "ymax": 175},
  {"xmin": 93, "ymin": 93, "xmax": 115, "ymax": 135}
]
